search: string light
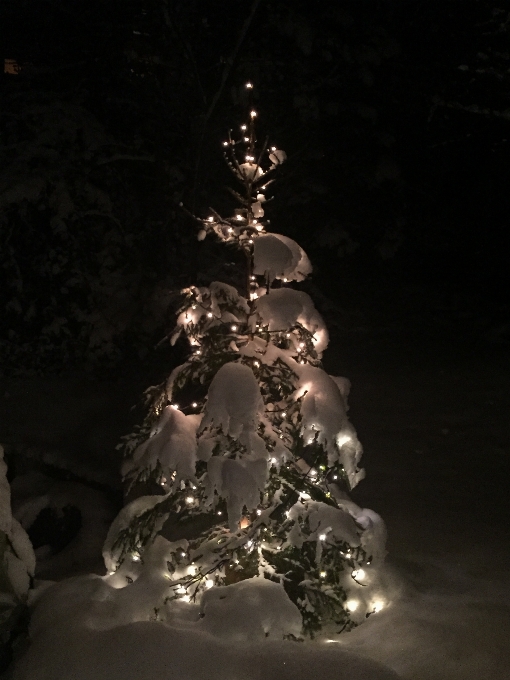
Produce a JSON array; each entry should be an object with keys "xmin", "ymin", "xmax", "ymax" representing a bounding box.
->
[
  {"xmin": 248, "ymin": 239, "xmax": 254, "ymax": 244},
  {"xmin": 352, "ymin": 569, "xmax": 366, "ymax": 581},
  {"xmin": 346, "ymin": 600, "xmax": 359, "ymax": 612},
  {"xmin": 320, "ymin": 571, "xmax": 326, "ymax": 578},
  {"xmin": 241, "ymin": 124, "xmax": 247, "ymax": 131},
  {"xmin": 207, "ymin": 216, "xmax": 214, "ymax": 222},
  {"xmin": 231, "ymin": 325, "xmax": 237, "ymax": 331},
  {"xmin": 319, "ymin": 533, "xmax": 327, "ymax": 541},
  {"xmin": 207, "ymin": 312, "xmax": 213, "ymax": 318},
  {"xmin": 250, "ymin": 110, "xmax": 257, "ymax": 117},
  {"xmin": 205, "ymin": 579, "xmax": 214, "ymax": 589},
  {"xmin": 187, "ymin": 565, "xmax": 197, "ymax": 575},
  {"xmin": 246, "ymin": 82, "xmax": 253, "ymax": 89},
  {"xmin": 253, "ymin": 360, "xmax": 260, "ymax": 367},
  {"xmin": 244, "ymin": 137, "xmax": 249, "ymax": 142},
  {"xmin": 222, "ymin": 141, "xmax": 228, "ymax": 146},
  {"xmin": 217, "ymin": 510, "xmax": 222, "ymax": 515},
  {"xmin": 310, "ymin": 469, "xmax": 317, "ymax": 477},
  {"xmin": 192, "ymin": 402, "xmax": 198, "ymax": 408},
  {"xmin": 281, "ymin": 412, "xmax": 286, "ymax": 417},
  {"xmin": 171, "ymin": 404, "xmax": 179, "ymax": 410},
  {"xmin": 236, "ymin": 214, "xmax": 243, "ymax": 221},
  {"xmin": 372, "ymin": 601, "xmax": 384, "ymax": 612},
  {"xmin": 131, "ymin": 553, "xmax": 141, "ymax": 562},
  {"xmin": 185, "ymin": 496, "xmax": 194, "ymax": 504}
]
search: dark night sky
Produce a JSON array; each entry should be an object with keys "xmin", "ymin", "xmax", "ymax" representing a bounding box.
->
[{"xmin": 1, "ymin": 0, "xmax": 509, "ymax": 371}]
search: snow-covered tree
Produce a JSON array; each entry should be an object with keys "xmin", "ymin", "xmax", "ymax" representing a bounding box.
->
[
  {"xmin": 0, "ymin": 446, "xmax": 35, "ymax": 667},
  {"xmin": 105, "ymin": 86, "xmax": 387, "ymax": 638}
]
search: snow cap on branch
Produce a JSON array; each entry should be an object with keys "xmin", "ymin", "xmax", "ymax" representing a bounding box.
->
[{"xmin": 253, "ymin": 233, "xmax": 312, "ymax": 283}]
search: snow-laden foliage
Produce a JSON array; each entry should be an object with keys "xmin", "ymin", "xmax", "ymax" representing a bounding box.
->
[
  {"xmin": 111, "ymin": 95, "xmax": 387, "ymax": 638},
  {"xmin": 0, "ymin": 446, "xmax": 35, "ymax": 651}
]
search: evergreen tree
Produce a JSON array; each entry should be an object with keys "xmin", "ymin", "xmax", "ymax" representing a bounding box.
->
[{"xmin": 104, "ymin": 86, "xmax": 387, "ymax": 638}]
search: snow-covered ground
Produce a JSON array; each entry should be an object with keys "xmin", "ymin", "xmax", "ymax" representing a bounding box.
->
[{"xmin": 1, "ymin": 325, "xmax": 509, "ymax": 680}]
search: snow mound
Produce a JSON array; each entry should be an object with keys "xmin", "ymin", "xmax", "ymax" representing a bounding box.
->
[
  {"xmin": 13, "ymin": 573, "xmax": 401, "ymax": 680},
  {"xmin": 252, "ymin": 288, "xmax": 329, "ymax": 355},
  {"xmin": 198, "ymin": 577, "xmax": 302, "ymax": 641},
  {"xmin": 253, "ymin": 233, "xmax": 312, "ymax": 283}
]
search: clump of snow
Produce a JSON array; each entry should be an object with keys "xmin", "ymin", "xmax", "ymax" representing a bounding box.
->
[
  {"xmin": 103, "ymin": 495, "xmax": 170, "ymax": 573},
  {"xmin": 122, "ymin": 407, "xmax": 200, "ymax": 488},
  {"xmin": 252, "ymin": 288, "xmax": 329, "ymax": 355},
  {"xmin": 205, "ymin": 456, "xmax": 268, "ymax": 531},
  {"xmin": 0, "ymin": 445, "xmax": 35, "ymax": 599},
  {"xmin": 199, "ymin": 362, "xmax": 264, "ymax": 439},
  {"xmin": 293, "ymin": 363, "xmax": 364, "ymax": 487},
  {"xmin": 199, "ymin": 577, "xmax": 302, "ymax": 641},
  {"xmin": 253, "ymin": 233, "xmax": 312, "ymax": 283},
  {"xmin": 238, "ymin": 162, "xmax": 264, "ymax": 181}
]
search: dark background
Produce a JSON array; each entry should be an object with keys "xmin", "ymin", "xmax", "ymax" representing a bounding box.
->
[{"xmin": 1, "ymin": 0, "xmax": 509, "ymax": 375}]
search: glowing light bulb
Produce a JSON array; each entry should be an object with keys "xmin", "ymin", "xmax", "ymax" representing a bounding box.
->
[
  {"xmin": 333, "ymin": 475, "xmax": 338, "ymax": 480},
  {"xmin": 281, "ymin": 412, "xmax": 286, "ymax": 417},
  {"xmin": 320, "ymin": 571, "xmax": 326, "ymax": 578},
  {"xmin": 271, "ymin": 146, "xmax": 276, "ymax": 151},
  {"xmin": 205, "ymin": 579, "xmax": 214, "ymax": 589},
  {"xmin": 255, "ymin": 225, "xmax": 263, "ymax": 231},
  {"xmin": 253, "ymin": 219, "xmax": 258, "ymax": 224},
  {"xmin": 171, "ymin": 404, "xmax": 179, "ymax": 410},
  {"xmin": 300, "ymin": 492, "xmax": 311, "ymax": 501},
  {"xmin": 132, "ymin": 554, "xmax": 141, "ymax": 562},
  {"xmin": 246, "ymin": 82, "xmax": 253, "ymax": 89},
  {"xmin": 256, "ymin": 509, "xmax": 262, "ymax": 515},
  {"xmin": 319, "ymin": 533, "xmax": 327, "ymax": 541},
  {"xmin": 231, "ymin": 325, "xmax": 237, "ymax": 331},
  {"xmin": 223, "ymin": 141, "xmax": 228, "ymax": 146},
  {"xmin": 192, "ymin": 304, "xmax": 197, "ymax": 309},
  {"xmin": 176, "ymin": 586, "xmax": 187, "ymax": 595},
  {"xmin": 250, "ymin": 275, "xmax": 256, "ymax": 280},
  {"xmin": 372, "ymin": 601, "xmax": 384, "ymax": 613},
  {"xmin": 310, "ymin": 469, "xmax": 317, "ymax": 477},
  {"xmin": 195, "ymin": 350, "xmax": 201, "ymax": 355},
  {"xmin": 244, "ymin": 136, "xmax": 249, "ymax": 142},
  {"xmin": 241, "ymin": 125, "xmax": 247, "ymax": 131},
  {"xmin": 207, "ymin": 216, "xmax": 214, "ymax": 222},
  {"xmin": 337, "ymin": 435, "xmax": 352, "ymax": 447},
  {"xmin": 185, "ymin": 496, "xmax": 194, "ymax": 504},
  {"xmin": 250, "ymin": 110, "xmax": 257, "ymax": 117},
  {"xmin": 346, "ymin": 600, "xmax": 359, "ymax": 612},
  {"xmin": 228, "ymin": 227, "xmax": 234, "ymax": 233},
  {"xmin": 182, "ymin": 595, "xmax": 191, "ymax": 602},
  {"xmin": 270, "ymin": 457, "xmax": 277, "ymax": 464},
  {"xmin": 352, "ymin": 569, "xmax": 366, "ymax": 580},
  {"xmin": 236, "ymin": 214, "xmax": 243, "ymax": 221},
  {"xmin": 253, "ymin": 360, "xmax": 260, "ymax": 367},
  {"xmin": 217, "ymin": 510, "xmax": 222, "ymax": 515},
  {"xmin": 299, "ymin": 342, "xmax": 305, "ymax": 348},
  {"xmin": 192, "ymin": 402, "xmax": 198, "ymax": 408},
  {"xmin": 207, "ymin": 312, "xmax": 213, "ymax": 318},
  {"xmin": 246, "ymin": 540, "xmax": 253, "ymax": 548},
  {"xmin": 187, "ymin": 565, "xmax": 197, "ymax": 575},
  {"xmin": 283, "ymin": 278, "xmax": 288, "ymax": 283}
]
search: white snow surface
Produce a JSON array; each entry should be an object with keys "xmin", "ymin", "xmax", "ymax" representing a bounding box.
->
[
  {"xmin": 252, "ymin": 288, "xmax": 329, "ymax": 355},
  {"xmin": 12, "ymin": 558, "xmax": 400, "ymax": 680},
  {"xmin": 253, "ymin": 233, "xmax": 312, "ymax": 283}
]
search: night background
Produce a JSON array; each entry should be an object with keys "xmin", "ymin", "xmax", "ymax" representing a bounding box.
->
[{"xmin": 0, "ymin": 2, "xmax": 509, "ymax": 678}]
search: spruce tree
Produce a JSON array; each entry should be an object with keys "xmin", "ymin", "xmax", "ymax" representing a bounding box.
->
[{"xmin": 104, "ymin": 85, "xmax": 387, "ymax": 638}]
